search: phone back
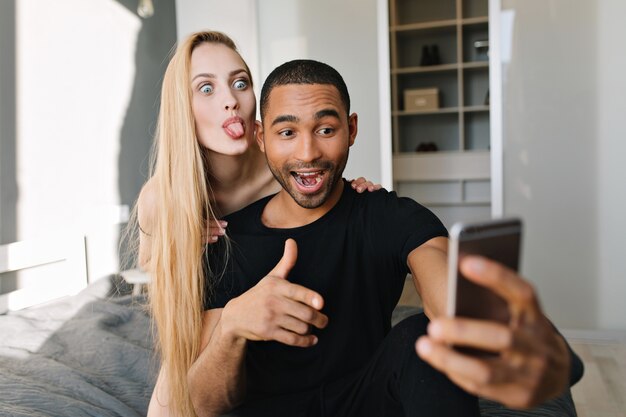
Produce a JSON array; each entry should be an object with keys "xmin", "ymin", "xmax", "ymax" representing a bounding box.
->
[{"xmin": 448, "ymin": 218, "xmax": 522, "ymax": 324}]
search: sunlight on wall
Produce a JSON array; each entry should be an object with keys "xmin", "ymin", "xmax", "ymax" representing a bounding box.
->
[{"xmin": 15, "ymin": 0, "xmax": 140, "ymax": 291}]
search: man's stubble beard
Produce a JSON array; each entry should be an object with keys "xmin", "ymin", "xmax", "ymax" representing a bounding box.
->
[{"xmin": 265, "ymin": 150, "xmax": 349, "ymax": 209}]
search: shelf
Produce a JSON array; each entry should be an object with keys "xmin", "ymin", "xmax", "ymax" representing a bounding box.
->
[
  {"xmin": 391, "ymin": 19, "xmax": 457, "ymax": 33},
  {"xmin": 392, "ymin": 63, "xmax": 458, "ymax": 74},
  {"xmin": 462, "ymin": 61, "xmax": 489, "ymax": 70},
  {"xmin": 463, "ymin": 105, "xmax": 490, "ymax": 113},
  {"xmin": 391, "ymin": 16, "xmax": 488, "ymax": 32},
  {"xmin": 392, "ymin": 106, "xmax": 488, "ymax": 116},
  {"xmin": 392, "ymin": 151, "xmax": 491, "ymax": 181},
  {"xmin": 392, "ymin": 61, "xmax": 487, "ymax": 75},
  {"xmin": 389, "ymin": 0, "xmax": 492, "ymax": 215},
  {"xmin": 461, "ymin": 16, "xmax": 488, "ymax": 26},
  {"xmin": 393, "ymin": 107, "xmax": 459, "ymax": 116}
]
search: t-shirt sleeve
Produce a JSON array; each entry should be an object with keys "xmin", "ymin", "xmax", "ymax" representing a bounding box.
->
[
  {"xmin": 398, "ymin": 199, "xmax": 448, "ymax": 269},
  {"xmin": 369, "ymin": 190, "xmax": 448, "ymax": 275}
]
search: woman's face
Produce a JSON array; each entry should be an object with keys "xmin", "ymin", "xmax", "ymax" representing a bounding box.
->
[{"xmin": 190, "ymin": 42, "xmax": 256, "ymax": 156}]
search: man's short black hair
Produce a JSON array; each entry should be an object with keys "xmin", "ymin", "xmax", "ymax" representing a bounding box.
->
[{"xmin": 260, "ymin": 59, "xmax": 351, "ymax": 120}]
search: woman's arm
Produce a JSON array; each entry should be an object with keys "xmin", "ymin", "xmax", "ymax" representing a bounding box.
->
[{"xmin": 137, "ymin": 178, "xmax": 157, "ymax": 271}]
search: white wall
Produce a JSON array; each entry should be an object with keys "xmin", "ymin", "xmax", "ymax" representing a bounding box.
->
[
  {"xmin": 596, "ymin": 0, "xmax": 626, "ymax": 330},
  {"xmin": 174, "ymin": 0, "xmax": 261, "ymax": 107},
  {"xmin": 498, "ymin": 0, "xmax": 626, "ymax": 331},
  {"xmin": 0, "ymin": 0, "xmax": 177, "ymax": 286},
  {"xmin": 257, "ymin": 0, "xmax": 382, "ymax": 183}
]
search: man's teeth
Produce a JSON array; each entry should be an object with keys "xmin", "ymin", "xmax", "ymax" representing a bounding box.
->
[{"xmin": 294, "ymin": 172, "xmax": 323, "ymax": 186}]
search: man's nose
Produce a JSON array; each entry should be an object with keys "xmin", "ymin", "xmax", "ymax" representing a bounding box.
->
[{"xmin": 295, "ymin": 134, "xmax": 322, "ymax": 163}]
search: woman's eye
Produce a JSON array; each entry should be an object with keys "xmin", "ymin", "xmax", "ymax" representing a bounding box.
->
[
  {"xmin": 200, "ymin": 84, "xmax": 213, "ymax": 94},
  {"xmin": 233, "ymin": 79, "xmax": 248, "ymax": 90}
]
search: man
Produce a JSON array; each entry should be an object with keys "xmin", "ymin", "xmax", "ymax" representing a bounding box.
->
[{"xmin": 187, "ymin": 60, "xmax": 575, "ymax": 417}]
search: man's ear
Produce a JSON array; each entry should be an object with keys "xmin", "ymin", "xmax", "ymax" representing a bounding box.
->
[
  {"xmin": 348, "ymin": 113, "xmax": 358, "ymax": 147},
  {"xmin": 255, "ymin": 120, "xmax": 265, "ymax": 153}
]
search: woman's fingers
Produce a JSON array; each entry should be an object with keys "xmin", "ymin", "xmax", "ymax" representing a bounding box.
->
[
  {"xmin": 206, "ymin": 220, "xmax": 227, "ymax": 243},
  {"xmin": 350, "ymin": 177, "xmax": 383, "ymax": 193}
]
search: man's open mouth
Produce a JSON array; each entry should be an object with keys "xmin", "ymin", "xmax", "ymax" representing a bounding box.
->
[{"xmin": 292, "ymin": 170, "xmax": 325, "ymax": 188}]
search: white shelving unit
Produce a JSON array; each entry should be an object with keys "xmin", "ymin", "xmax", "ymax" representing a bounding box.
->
[{"xmin": 388, "ymin": 0, "xmax": 491, "ymax": 226}]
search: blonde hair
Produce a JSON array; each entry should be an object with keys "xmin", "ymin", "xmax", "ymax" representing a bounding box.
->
[{"xmin": 139, "ymin": 31, "xmax": 251, "ymax": 417}]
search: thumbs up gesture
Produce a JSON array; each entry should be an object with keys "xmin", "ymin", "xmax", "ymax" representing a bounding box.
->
[{"xmin": 221, "ymin": 239, "xmax": 328, "ymax": 347}]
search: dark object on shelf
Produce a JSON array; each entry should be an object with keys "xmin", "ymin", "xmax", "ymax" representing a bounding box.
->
[
  {"xmin": 420, "ymin": 45, "xmax": 432, "ymax": 66},
  {"xmin": 416, "ymin": 142, "xmax": 439, "ymax": 153},
  {"xmin": 430, "ymin": 44, "xmax": 441, "ymax": 65},
  {"xmin": 484, "ymin": 89, "xmax": 490, "ymax": 106},
  {"xmin": 420, "ymin": 45, "xmax": 441, "ymax": 66}
]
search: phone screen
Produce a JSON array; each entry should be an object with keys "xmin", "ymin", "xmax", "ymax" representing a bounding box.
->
[{"xmin": 447, "ymin": 219, "xmax": 522, "ymax": 354}]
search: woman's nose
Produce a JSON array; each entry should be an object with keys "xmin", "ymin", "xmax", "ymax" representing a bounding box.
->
[{"xmin": 223, "ymin": 89, "xmax": 239, "ymax": 111}]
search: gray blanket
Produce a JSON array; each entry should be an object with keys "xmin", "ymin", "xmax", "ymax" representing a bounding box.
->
[{"xmin": 0, "ymin": 277, "xmax": 157, "ymax": 417}]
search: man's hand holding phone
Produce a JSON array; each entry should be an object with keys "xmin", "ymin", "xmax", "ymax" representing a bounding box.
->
[{"xmin": 415, "ymin": 222, "xmax": 571, "ymax": 409}]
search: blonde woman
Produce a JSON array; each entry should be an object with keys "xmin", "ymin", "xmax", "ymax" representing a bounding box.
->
[{"xmin": 136, "ymin": 31, "xmax": 379, "ymax": 417}]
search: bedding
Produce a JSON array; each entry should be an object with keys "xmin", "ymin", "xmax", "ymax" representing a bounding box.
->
[
  {"xmin": 0, "ymin": 276, "xmax": 157, "ymax": 417},
  {"xmin": 0, "ymin": 278, "xmax": 577, "ymax": 417}
]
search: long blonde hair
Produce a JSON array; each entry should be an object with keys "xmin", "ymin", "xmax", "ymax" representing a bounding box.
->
[{"xmin": 144, "ymin": 31, "xmax": 251, "ymax": 417}]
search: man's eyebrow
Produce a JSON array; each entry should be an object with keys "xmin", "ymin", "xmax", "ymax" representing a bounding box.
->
[
  {"xmin": 271, "ymin": 114, "xmax": 299, "ymax": 126},
  {"xmin": 191, "ymin": 69, "xmax": 248, "ymax": 83},
  {"xmin": 315, "ymin": 109, "xmax": 341, "ymax": 120}
]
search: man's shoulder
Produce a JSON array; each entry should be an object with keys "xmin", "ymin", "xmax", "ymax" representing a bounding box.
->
[
  {"xmin": 349, "ymin": 182, "xmax": 425, "ymax": 212},
  {"xmin": 223, "ymin": 194, "xmax": 274, "ymax": 229}
]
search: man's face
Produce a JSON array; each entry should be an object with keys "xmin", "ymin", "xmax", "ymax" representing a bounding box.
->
[{"xmin": 257, "ymin": 84, "xmax": 357, "ymax": 209}]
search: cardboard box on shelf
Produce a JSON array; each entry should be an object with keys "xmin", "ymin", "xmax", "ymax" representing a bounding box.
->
[{"xmin": 404, "ymin": 88, "xmax": 439, "ymax": 112}]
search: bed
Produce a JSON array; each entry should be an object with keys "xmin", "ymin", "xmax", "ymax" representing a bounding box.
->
[
  {"xmin": 0, "ymin": 238, "xmax": 579, "ymax": 417},
  {"xmin": 0, "ymin": 235, "xmax": 157, "ymax": 417}
]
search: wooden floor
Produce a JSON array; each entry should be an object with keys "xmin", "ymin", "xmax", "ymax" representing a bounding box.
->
[{"xmin": 570, "ymin": 339, "xmax": 626, "ymax": 417}]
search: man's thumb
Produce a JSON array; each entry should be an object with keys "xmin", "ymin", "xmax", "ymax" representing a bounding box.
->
[{"xmin": 271, "ymin": 238, "xmax": 297, "ymax": 279}]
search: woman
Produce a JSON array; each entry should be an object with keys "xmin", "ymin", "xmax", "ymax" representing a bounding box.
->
[{"xmin": 135, "ymin": 31, "xmax": 379, "ymax": 417}]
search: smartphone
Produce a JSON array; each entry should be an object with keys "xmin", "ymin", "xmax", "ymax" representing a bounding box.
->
[{"xmin": 446, "ymin": 218, "xmax": 522, "ymax": 353}]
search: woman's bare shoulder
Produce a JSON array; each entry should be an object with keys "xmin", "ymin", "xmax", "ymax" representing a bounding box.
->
[{"xmin": 138, "ymin": 178, "xmax": 158, "ymax": 234}]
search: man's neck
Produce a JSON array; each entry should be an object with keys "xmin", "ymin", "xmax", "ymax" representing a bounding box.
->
[{"xmin": 262, "ymin": 179, "xmax": 345, "ymax": 229}]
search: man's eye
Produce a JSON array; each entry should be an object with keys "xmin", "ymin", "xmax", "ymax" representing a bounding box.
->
[
  {"xmin": 233, "ymin": 79, "xmax": 248, "ymax": 90},
  {"xmin": 279, "ymin": 129, "xmax": 294, "ymax": 138},
  {"xmin": 200, "ymin": 84, "xmax": 213, "ymax": 94},
  {"xmin": 317, "ymin": 127, "xmax": 334, "ymax": 135}
]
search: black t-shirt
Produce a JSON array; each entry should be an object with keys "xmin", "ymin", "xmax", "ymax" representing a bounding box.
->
[{"xmin": 205, "ymin": 180, "xmax": 447, "ymax": 399}]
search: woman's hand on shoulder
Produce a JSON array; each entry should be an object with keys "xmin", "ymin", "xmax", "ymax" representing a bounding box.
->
[
  {"xmin": 206, "ymin": 219, "xmax": 228, "ymax": 244},
  {"xmin": 350, "ymin": 177, "xmax": 383, "ymax": 193}
]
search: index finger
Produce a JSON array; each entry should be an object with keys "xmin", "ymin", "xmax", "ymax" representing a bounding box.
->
[
  {"xmin": 278, "ymin": 280, "xmax": 324, "ymax": 311},
  {"xmin": 459, "ymin": 256, "xmax": 540, "ymax": 311}
]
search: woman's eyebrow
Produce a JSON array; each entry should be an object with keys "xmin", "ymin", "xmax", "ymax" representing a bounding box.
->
[{"xmin": 191, "ymin": 69, "xmax": 248, "ymax": 83}]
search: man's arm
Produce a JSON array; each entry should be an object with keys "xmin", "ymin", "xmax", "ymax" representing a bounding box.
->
[
  {"xmin": 406, "ymin": 236, "xmax": 449, "ymax": 319},
  {"xmin": 408, "ymin": 242, "xmax": 570, "ymax": 409},
  {"xmin": 187, "ymin": 308, "xmax": 247, "ymax": 417},
  {"xmin": 187, "ymin": 239, "xmax": 328, "ymax": 417}
]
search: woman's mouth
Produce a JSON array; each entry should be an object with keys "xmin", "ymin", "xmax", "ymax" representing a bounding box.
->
[{"xmin": 223, "ymin": 117, "xmax": 245, "ymax": 139}]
